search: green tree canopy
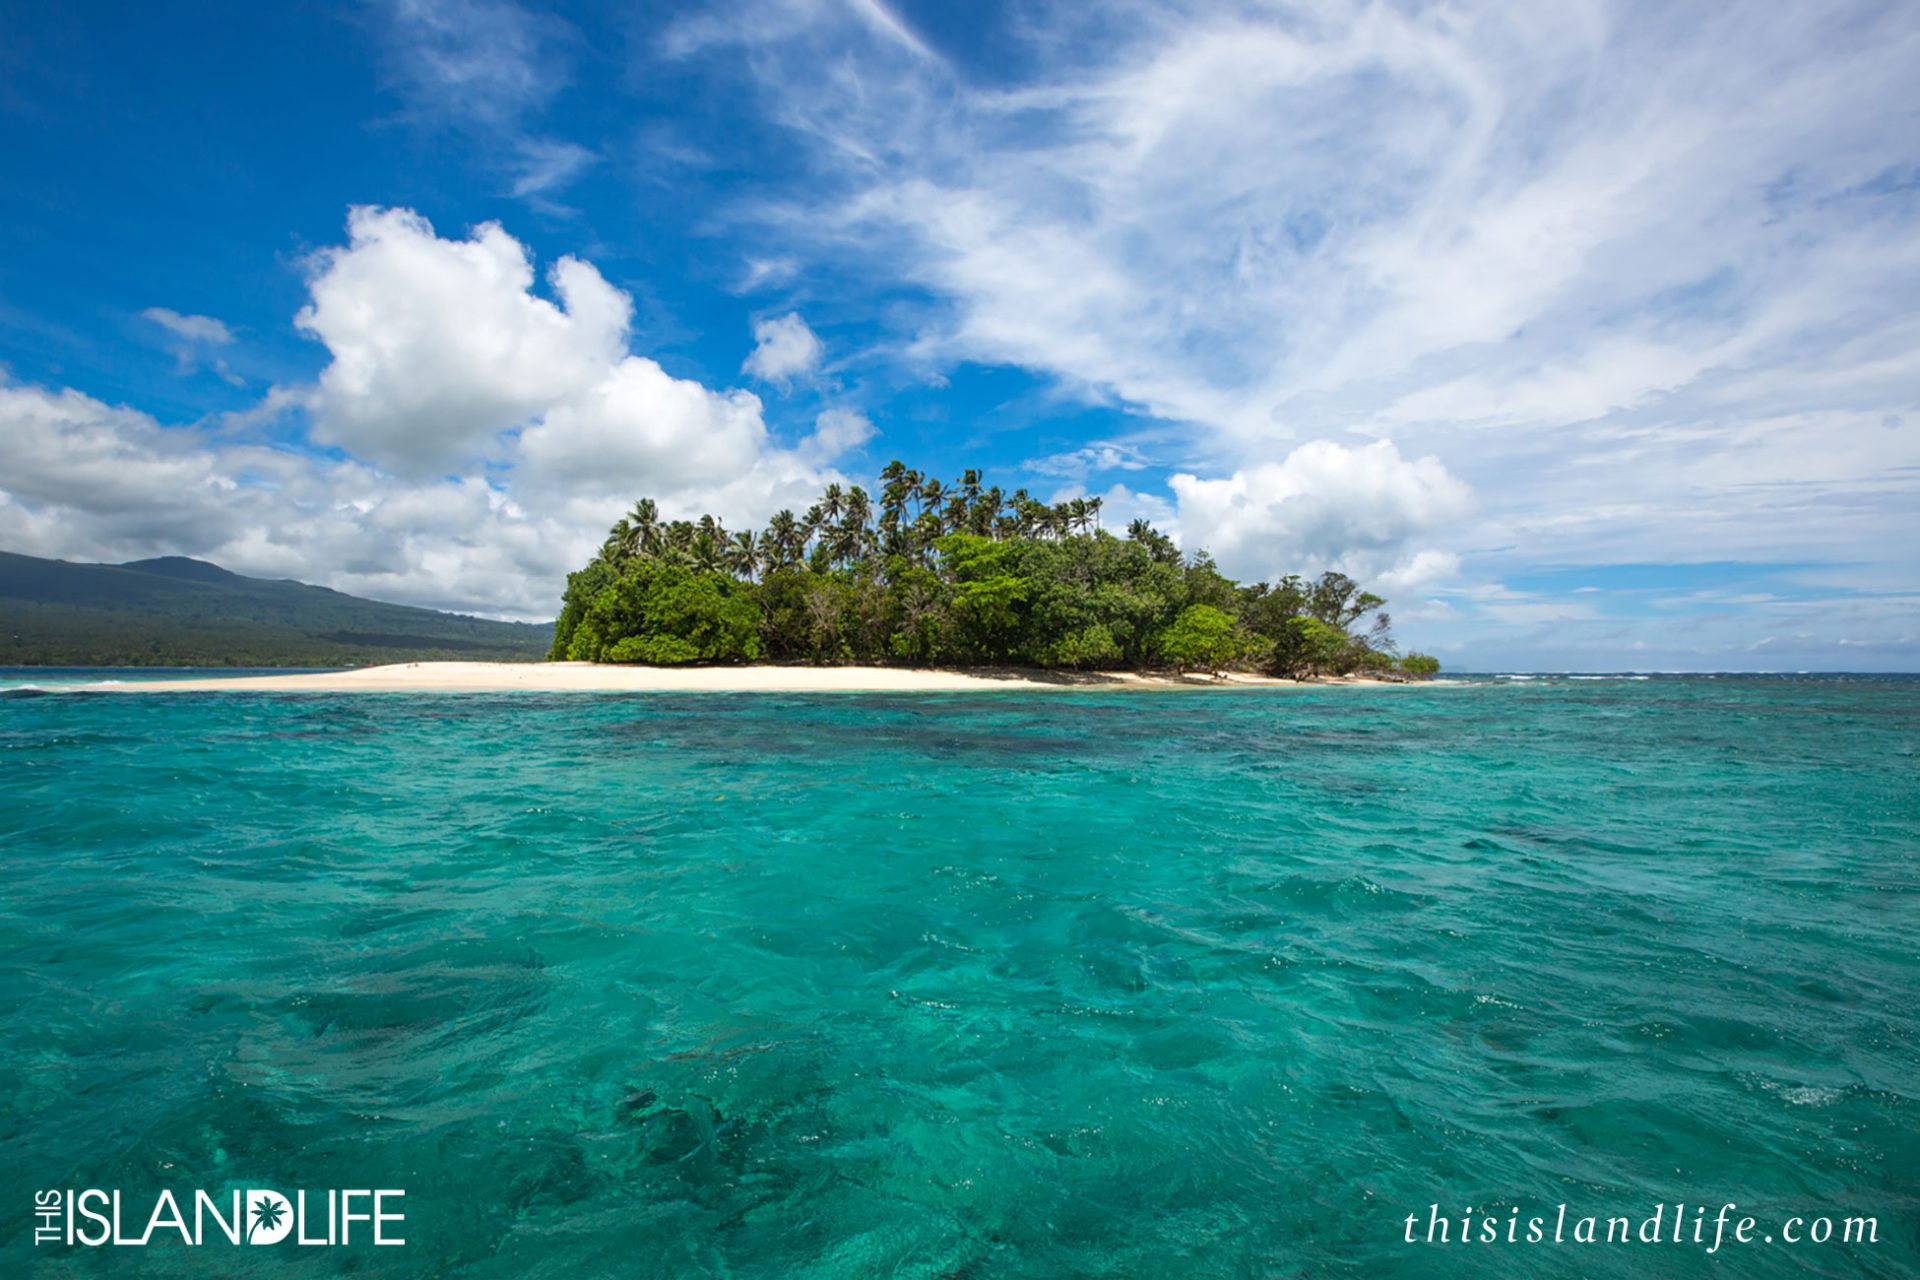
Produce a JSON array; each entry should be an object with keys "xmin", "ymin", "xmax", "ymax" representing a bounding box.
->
[
  {"xmin": 1399, "ymin": 652, "xmax": 1442, "ymax": 678},
  {"xmin": 548, "ymin": 461, "xmax": 1428, "ymax": 674},
  {"xmin": 1155, "ymin": 605, "xmax": 1248, "ymax": 673},
  {"xmin": 557, "ymin": 560, "xmax": 760, "ymax": 665}
]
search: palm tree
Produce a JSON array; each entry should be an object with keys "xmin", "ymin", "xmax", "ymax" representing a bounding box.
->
[
  {"xmin": 1126, "ymin": 520, "xmax": 1179, "ymax": 565},
  {"xmin": 819, "ymin": 483, "xmax": 846, "ymax": 527},
  {"xmin": 691, "ymin": 530, "xmax": 726, "ymax": 574},
  {"xmin": 765, "ymin": 509, "xmax": 804, "ymax": 571},
  {"xmin": 602, "ymin": 516, "xmax": 634, "ymax": 562},
  {"xmin": 878, "ymin": 462, "xmax": 912, "ymax": 556},
  {"xmin": 730, "ymin": 530, "xmax": 760, "ymax": 580},
  {"xmin": 978, "ymin": 485, "xmax": 1005, "ymax": 537},
  {"xmin": 842, "ymin": 486, "xmax": 874, "ymax": 563},
  {"xmin": 911, "ymin": 510, "xmax": 944, "ymax": 561},
  {"xmin": 879, "ymin": 460, "xmax": 909, "ymax": 519},
  {"xmin": 823, "ymin": 524, "xmax": 856, "ymax": 567},
  {"xmin": 627, "ymin": 498, "xmax": 662, "ymax": 556}
]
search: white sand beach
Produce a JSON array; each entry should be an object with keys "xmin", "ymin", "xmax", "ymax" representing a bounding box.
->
[{"xmin": 91, "ymin": 661, "xmax": 1406, "ymax": 694}]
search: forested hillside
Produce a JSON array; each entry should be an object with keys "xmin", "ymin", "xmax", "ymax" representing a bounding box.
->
[{"xmin": 0, "ymin": 552, "xmax": 550, "ymax": 666}]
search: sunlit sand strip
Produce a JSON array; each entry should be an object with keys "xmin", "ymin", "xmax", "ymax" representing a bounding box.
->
[{"xmin": 88, "ymin": 661, "xmax": 1410, "ymax": 693}]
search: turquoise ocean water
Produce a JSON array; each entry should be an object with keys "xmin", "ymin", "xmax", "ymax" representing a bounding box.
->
[{"xmin": 1, "ymin": 674, "xmax": 1915, "ymax": 1277}]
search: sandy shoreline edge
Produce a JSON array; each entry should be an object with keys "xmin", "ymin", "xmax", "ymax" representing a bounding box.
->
[{"xmin": 84, "ymin": 661, "xmax": 1413, "ymax": 694}]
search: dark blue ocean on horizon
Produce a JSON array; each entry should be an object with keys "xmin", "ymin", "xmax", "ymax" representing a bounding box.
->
[{"xmin": 2, "ymin": 674, "xmax": 1915, "ymax": 1276}]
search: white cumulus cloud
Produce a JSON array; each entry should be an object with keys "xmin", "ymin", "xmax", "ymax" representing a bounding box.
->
[
  {"xmin": 800, "ymin": 408, "xmax": 875, "ymax": 462},
  {"xmin": 0, "ymin": 377, "xmax": 579, "ymax": 618},
  {"xmin": 297, "ymin": 206, "xmax": 630, "ymax": 473},
  {"xmin": 0, "ymin": 209, "xmax": 867, "ymax": 617},
  {"xmin": 517, "ymin": 359, "xmax": 774, "ymax": 500},
  {"xmin": 1169, "ymin": 439, "xmax": 1472, "ymax": 587},
  {"xmin": 741, "ymin": 311, "xmax": 824, "ymax": 383}
]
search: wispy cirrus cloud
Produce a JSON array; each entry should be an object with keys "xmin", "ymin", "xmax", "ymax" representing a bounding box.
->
[
  {"xmin": 142, "ymin": 307, "xmax": 233, "ymax": 346},
  {"xmin": 509, "ymin": 139, "xmax": 596, "ymax": 199},
  {"xmin": 1023, "ymin": 441, "xmax": 1150, "ymax": 480},
  {"xmin": 660, "ymin": 0, "xmax": 938, "ymax": 62},
  {"xmin": 141, "ymin": 307, "xmax": 242, "ymax": 384},
  {"xmin": 654, "ymin": 0, "xmax": 1920, "ymax": 666},
  {"xmin": 369, "ymin": 0, "xmax": 597, "ymax": 206}
]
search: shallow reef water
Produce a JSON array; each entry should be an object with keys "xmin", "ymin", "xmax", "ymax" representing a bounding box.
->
[{"xmin": 2, "ymin": 675, "xmax": 1916, "ymax": 1276}]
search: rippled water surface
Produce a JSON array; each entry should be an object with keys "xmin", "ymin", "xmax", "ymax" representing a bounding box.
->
[{"xmin": 2, "ymin": 676, "xmax": 1916, "ymax": 1277}]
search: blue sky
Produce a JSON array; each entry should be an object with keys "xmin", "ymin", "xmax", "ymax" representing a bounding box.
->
[{"xmin": 1, "ymin": 0, "xmax": 1916, "ymax": 670}]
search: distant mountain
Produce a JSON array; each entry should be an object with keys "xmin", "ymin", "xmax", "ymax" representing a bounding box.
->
[
  {"xmin": 117, "ymin": 556, "xmax": 245, "ymax": 584},
  {"xmin": 0, "ymin": 551, "xmax": 552, "ymax": 667}
]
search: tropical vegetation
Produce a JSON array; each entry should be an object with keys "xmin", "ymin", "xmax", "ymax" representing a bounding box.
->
[{"xmin": 550, "ymin": 463, "xmax": 1441, "ymax": 679}]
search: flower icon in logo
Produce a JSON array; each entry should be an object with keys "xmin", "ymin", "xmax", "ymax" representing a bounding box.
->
[{"xmin": 243, "ymin": 1190, "xmax": 294, "ymax": 1245}]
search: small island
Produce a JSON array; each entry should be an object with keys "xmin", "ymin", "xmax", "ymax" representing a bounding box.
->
[
  {"xmin": 71, "ymin": 463, "xmax": 1445, "ymax": 693},
  {"xmin": 551, "ymin": 461, "xmax": 1441, "ymax": 681}
]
